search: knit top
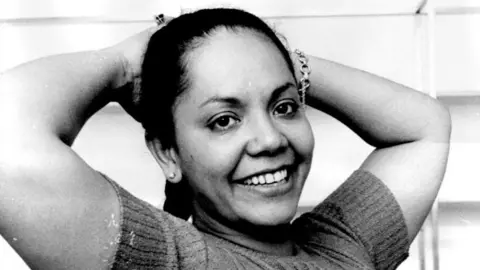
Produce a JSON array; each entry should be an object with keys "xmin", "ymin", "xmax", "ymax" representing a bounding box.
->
[{"xmin": 105, "ymin": 170, "xmax": 410, "ymax": 269}]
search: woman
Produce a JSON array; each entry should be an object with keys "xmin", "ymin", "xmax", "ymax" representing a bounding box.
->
[{"xmin": 0, "ymin": 8, "xmax": 451, "ymax": 270}]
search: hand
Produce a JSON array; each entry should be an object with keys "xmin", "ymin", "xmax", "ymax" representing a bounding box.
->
[{"xmin": 105, "ymin": 17, "xmax": 172, "ymax": 121}]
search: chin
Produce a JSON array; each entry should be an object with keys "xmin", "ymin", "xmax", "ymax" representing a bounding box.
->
[{"xmin": 247, "ymin": 204, "xmax": 298, "ymax": 227}]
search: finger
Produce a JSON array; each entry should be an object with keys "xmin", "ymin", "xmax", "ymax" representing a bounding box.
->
[
  {"xmin": 153, "ymin": 14, "xmax": 175, "ymax": 26},
  {"xmin": 147, "ymin": 16, "xmax": 173, "ymax": 35},
  {"xmin": 164, "ymin": 16, "xmax": 174, "ymax": 23}
]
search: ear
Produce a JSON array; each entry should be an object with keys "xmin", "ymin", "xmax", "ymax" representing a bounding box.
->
[{"xmin": 146, "ymin": 137, "xmax": 182, "ymax": 184}]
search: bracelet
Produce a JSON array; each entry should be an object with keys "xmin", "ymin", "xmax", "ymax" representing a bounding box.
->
[{"xmin": 293, "ymin": 49, "xmax": 311, "ymax": 107}]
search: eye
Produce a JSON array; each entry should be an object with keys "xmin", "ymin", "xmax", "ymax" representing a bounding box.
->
[
  {"xmin": 209, "ymin": 115, "xmax": 240, "ymax": 131},
  {"xmin": 274, "ymin": 101, "xmax": 298, "ymax": 117}
]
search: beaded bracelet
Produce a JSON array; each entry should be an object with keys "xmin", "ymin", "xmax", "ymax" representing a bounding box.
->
[{"xmin": 293, "ymin": 49, "xmax": 311, "ymax": 107}]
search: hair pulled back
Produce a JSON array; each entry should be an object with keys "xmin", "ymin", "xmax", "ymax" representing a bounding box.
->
[{"xmin": 139, "ymin": 8, "xmax": 295, "ymax": 220}]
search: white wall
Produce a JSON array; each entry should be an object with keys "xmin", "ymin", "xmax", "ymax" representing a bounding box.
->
[
  {"xmin": 3, "ymin": 11, "xmax": 479, "ymax": 203},
  {"xmin": 0, "ymin": 0, "xmax": 424, "ymax": 19}
]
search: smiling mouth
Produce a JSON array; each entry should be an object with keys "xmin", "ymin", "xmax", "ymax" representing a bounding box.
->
[{"xmin": 239, "ymin": 169, "xmax": 289, "ymax": 186}]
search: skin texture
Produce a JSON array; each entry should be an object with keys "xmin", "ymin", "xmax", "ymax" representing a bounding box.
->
[{"xmin": 148, "ymin": 29, "xmax": 314, "ymax": 254}]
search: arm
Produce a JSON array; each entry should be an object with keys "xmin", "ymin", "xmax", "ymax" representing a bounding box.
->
[
  {"xmin": 297, "ymin": 55, "xmax": 451, "ymax": 243},
  {"xmin": 0, "ymin": 28, "xmax": 156, "ymax": 269}
]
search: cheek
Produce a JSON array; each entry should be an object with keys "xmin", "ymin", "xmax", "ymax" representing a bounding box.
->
[
  {"xmin": 175, "ymin": 130, "xmax": 243, "ymax": 188},
  {"xmin": 304, "ymin": 120, "xmax": 315, "ymax": 156},
  {"xmin": 286, "ymin": 118, "xmax": 315, "ymax": 160},
  {"xmin": 176, "ymin": 134, "xmax": 245, "ymax": 212}
]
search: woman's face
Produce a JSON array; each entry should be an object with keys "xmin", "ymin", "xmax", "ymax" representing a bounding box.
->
[{"xmin": 173, "ymin": 29, "xmax": 314, "ymax": 227}]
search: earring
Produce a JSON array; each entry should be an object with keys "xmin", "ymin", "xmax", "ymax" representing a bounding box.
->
[{"xmin": 167, "ymin": 172, "xmax": 176, "ymax": 180}]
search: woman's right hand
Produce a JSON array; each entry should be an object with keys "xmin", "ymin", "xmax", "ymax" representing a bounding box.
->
[{"xmin": 106, "ymin": 19, "xmax": 170, "ymax": 121}]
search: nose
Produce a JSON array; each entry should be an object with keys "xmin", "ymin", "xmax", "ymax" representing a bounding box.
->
[{"xmin": 246, "ymin": 114, "xmax": 288, "ymax": 156}]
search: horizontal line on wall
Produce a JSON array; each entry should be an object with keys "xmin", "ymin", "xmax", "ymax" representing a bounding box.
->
[
  {"xmin": 2, "ymin": 9, "xmax": 479, "ymax": 26},
  {"xmin": 438, "ymin": 95, "xmax": 480, "ymax": 106},
  {"xmin": 419, "ymin": 6, "xmax": 480, "ymax": 15},
  {"xmin": 0, "ymin": 16, "xmax": 156, "ymax": 25},
  {"xmin": 1, "ymin": 6, "xmax": 480, "ymax": 25},
  {"xmin": 438, "ymin": 90, "xmax": 480, "ymax": 97},
  {"xmin": 264, "ymin": 12, "xmax": 418, "ymax": 20},
  {"xmin": 0, "ymin": 12, "xmax": 422, "ymax": 25}
]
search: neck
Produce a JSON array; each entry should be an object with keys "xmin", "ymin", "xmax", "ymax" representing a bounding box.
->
[{"xmin": 192, "ymin": 206, "xmax": 295, "ymax": 256}]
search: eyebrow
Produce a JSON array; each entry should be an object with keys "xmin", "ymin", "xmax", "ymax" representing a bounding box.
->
[{"xmin": 199, "ymin": 81, "xmax": 297, "ymax": 108}]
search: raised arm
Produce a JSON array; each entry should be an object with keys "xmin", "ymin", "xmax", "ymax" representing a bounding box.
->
[
  {"xmin": 297, "ymin": 55, "xmax": 451, "ymax": 243},
  {"xmin": 0, "ymin": 28, "xmax": 157, "ymax": 269}
]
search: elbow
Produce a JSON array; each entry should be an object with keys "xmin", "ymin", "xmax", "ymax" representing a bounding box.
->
[{"xmin": 424, "ymin": 99, "xmax": 452, "ymax": 143}]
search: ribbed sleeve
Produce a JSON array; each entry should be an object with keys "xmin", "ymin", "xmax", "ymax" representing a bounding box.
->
[
  {"xmin": 105, "ymin": 178, "xmax": 208, "ymax": 270},
  {"xmin": 292, "ymin": 170, "xmax": 410, "ymax": 270}
]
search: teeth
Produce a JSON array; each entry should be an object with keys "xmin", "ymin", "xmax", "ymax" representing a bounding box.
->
[
  {"xmin": 242, "ymin": 169, "xmax": 288, "ymax": 186},
  {"xmin": 258, "ymin": 175, "xmax": 266, "ymax": 184},
  {"xmin": 273, "ymin": 171, "xmax": 282, "ymax": 181},
  {"xmin": 265, "ymin": 174, "xmax": 274, "ymax": 184}
]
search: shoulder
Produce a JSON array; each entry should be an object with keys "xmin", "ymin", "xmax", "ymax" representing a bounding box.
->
[
  {"xmin": 102, "ymin": 174, "xmax": 208, "ymax": 269},
  {"xmin": 292, "ymin": 170, "xmax": 409, "ymax": 270}
]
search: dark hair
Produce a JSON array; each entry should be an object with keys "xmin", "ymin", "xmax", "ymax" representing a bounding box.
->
[{"xmin": 139, "ymin": 8, "xmax": 295, "ymax": 220}]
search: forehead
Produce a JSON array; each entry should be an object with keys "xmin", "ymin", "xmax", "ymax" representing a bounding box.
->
[{"xmin": 182, "ymin": 29, "xmax": 294, "ymax": 106}]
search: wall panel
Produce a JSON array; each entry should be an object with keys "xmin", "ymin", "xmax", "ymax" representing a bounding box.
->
[
  {"xmin": 436, "ymin": 14, "xmax": 480, "ymax": 95},
  {"xmin": 437, "ymin": 96, "xmax": 480, "ymax": 202},
  {"xmin": 1, "ymin": 16, "xmax": 422, "ymax": 85},
  {"xmin": 270, "ymin": 16, "xmax": 421, "ymax": 89},
  {"xmin": 427, "ymin": 0, "xmax": 480, "ymax": 12},
  {"xmin": 0, "ymin": 23, "xmax": 151, "ymax": 72}
]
